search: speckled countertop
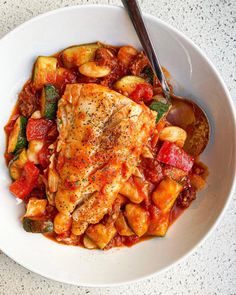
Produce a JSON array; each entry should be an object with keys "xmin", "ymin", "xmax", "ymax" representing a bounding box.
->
[{"xmin": 0, "ymin": 0, "xmax": 235, "ymax": 294}]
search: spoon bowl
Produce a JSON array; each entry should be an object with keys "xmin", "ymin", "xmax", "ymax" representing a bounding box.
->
[{"xmin": 168, "ymin": 94, "xmax": 210, "ymax": 156}]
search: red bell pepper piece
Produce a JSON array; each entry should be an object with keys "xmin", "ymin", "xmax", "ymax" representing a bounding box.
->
[
  {"xmin": 26, "ymin": 118, "xmax": 54, "ymax": 141},
  {"xmin": 129, "ymin": 83, "xmax": 153, "ymax": 103},
  {"xmin": 157, "ymin": 141, "xmax": 194, "ymax": 172},
  {"xmin": 10, "ymin": 161, "xmax": 39, "ymax": 199}
]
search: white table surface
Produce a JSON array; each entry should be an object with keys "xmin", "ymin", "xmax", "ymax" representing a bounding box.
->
[{"xmin": 0, "ymin": 0, "xmax": 235, "ymax": 294}]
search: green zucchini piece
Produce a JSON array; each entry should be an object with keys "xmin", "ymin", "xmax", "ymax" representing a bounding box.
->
[
  {"xmin": 61, "ymin": 43, "xmax": 102, "ymax": 68},
  {"xmin": 8, "ymin": 116, "xmax": 27, "ymax": 154},
  {"xmin": 9, "ymin": 148, "xmax": 28, "ymax": 180},
  {"xmin": 23, "ymin": 217, "xmax": 54, "ymax": 233},
  {"xmin": 9, "ymin": 154, "xmax": 20, "ymax": 180},
  {"xmin": 113, "ymin": 75, "xmax": 146, "ymax": 95},
  {"xmin": 33, "ymin": 56, "xmax": 58, "ymax": 90},
  {"xmin": 41, "ymin": 84, "xmax": 60, "ymax": 119},
  {"xmin": 149, "ymin": 100, "xmax": 171, "ymax": 123}
]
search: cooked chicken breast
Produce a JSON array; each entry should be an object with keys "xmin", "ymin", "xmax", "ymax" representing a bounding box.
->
[{"xmin": 54, "ymin": 83, "xmax": 156, "ymax": 234}]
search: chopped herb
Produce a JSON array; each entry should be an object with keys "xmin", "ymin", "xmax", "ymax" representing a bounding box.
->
[{"xmin": 149, "ymin": 101, "xmax": 170, "ymax": 123}]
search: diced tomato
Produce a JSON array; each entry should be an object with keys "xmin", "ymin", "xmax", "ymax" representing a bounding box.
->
[
  {"xmin": 38, "ymin": 145, "xmax": 53, "ymax": 168},
  {"xmin": 139, "ymin": 157, "xmax": 163, "ymax": 184},
  {"xmin": 129, "ymin": 83, "xmax": 153, "ymax": 103},
  {"xmin": 26, "ymin": 118, "xmax": 54, "ymax": 141},
  {"xmin": 9, "ymin": 179, "xmax": 28, "ymax": 200},
  {"xmin": 10, "ymin": 161, "xmax": 39, "ymax": 199},
  {"xmin": 24, "ymin": 161, "xmax": 39, "ymax": 179},
  {"xmin": 157, "ymin": 141, "xmax": 194, "ymax": 172}
]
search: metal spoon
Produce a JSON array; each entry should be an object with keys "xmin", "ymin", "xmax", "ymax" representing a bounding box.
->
[{"xmin": 121, "ymin": 0, "xmax": 210, "ymax": 157}]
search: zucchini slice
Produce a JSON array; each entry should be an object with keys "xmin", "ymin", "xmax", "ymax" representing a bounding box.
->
[
  {"xmin": 113, "ymin": 75, "xmax": 146, "ymax": 95},
  {"xmin": 61, "ymin": 43, "xmax": 102, "ymax": 68},
  {"xmin": 8, "ymin": 116, "xmax": 27, "ymax": 154},
  {"xmin": 23, "ymin": 217, "xmax": 53, "ymax": 233},
  {"xmin": 33, "ymin": 56, "xmax": 58, "ymax": 90},
  {"xmin": 41, "ymin": 84, "xmax": 60, "ymax": 119},
  {"xmin": 9, "ymin": 148, "xmax": 28, "ymax": 180}
]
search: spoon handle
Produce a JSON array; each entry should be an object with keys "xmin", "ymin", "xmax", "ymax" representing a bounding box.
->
[{"xmin": 121, "ymin": 0, "xmax": 170, "ymax": 98}]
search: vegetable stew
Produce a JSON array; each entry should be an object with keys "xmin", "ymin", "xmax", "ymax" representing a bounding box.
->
[{"xmin": 4, "ymin": 42, "xmax": 208, "ymax": 250}]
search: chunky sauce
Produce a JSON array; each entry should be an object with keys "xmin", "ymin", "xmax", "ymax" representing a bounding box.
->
[{"xmin": 4, "ymin": 43, "xmax": 208, "ymax": 250}]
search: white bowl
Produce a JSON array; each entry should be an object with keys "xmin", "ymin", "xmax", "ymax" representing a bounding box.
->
[{"xmin": 0, "ymin": 5, "xmax": 235, "ymax": 287}]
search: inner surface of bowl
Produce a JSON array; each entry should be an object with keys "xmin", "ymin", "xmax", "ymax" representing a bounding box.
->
[{"xmin": 0, "ymin": 5, "xmax": 235, "ymax": 286}]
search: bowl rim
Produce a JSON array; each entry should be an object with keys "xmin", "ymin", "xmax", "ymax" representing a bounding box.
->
[{"xmin": 0, "ymin": 4, "xmax": 236, "ymax": 287}]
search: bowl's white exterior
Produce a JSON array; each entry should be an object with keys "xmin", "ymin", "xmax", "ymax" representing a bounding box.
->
[{"xmin": 0, "ymin": 5, "xmax": 235, "ymax": 287}]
